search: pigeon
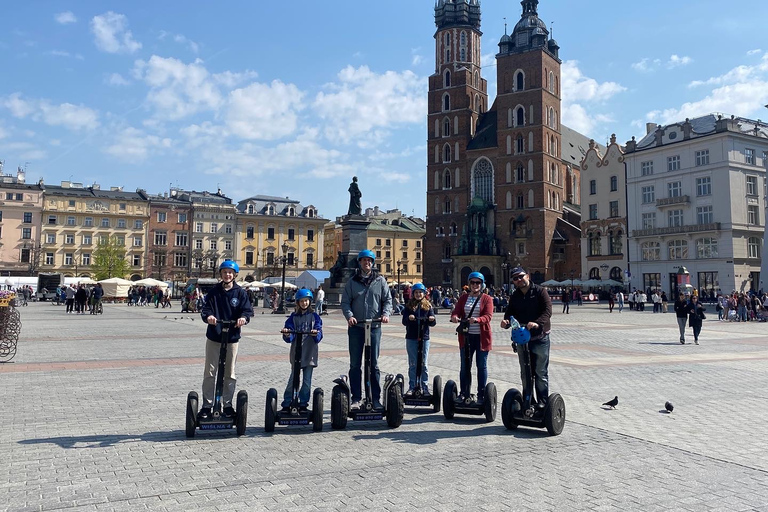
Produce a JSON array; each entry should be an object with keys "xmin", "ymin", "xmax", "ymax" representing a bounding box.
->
[
  {"xmin": 602, "ymin": 396, "xmax": 618, "ymax": 409},
  {"xmin": 665, "ymin": 401, "xmax": 674, "ymax": 413},
  {"xmin": 163, "ymin": 316, "xmax": 167, "ymax": 319}
]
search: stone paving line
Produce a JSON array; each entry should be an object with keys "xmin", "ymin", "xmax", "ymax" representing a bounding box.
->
[{"xmin": 2, "ymin": 302, "xmax": 768, "ymax": 511}]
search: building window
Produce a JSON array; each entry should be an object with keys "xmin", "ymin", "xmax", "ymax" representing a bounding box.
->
[
  {"xmin": 641, "ymin": 186, "xmax": 655, "ymax": 204},
  {"xmin": 516, "ymin": 194, "xmax": 524, "ymax": 209},
  {"xmin": 245, "ymin": 252, "xmax": 254, "ymax": 265},
  {"xmin": 174, "ymin": 253, "xmax": 187, "ymax": 267},
  {"xmin": 195, "ymin": 239, "xmax": 203, "ymax": 250},
  {"xmin": 668, "ymin": 209, "xmax": 684, "ymax": 227},
  {"xmin": 609, "ymin": 201, "xmax": 619, "ymax": 218},
  {"xmin": 642, "ymin": 212, "xmax": 656, "ymax": 229},
  {"xmin": 115, "ymin": 236, "xmax": 125, "ymax": 246},
  {"xmin": 134, "ymin": 220, "xmax": 143, "ymax": 229},
  {"xmin": 667, "ymin": 155, "xmax": 680, "ymax": 171},
  {"xmin": 516, "ymin": 164, "xmax": 525, "ymax": 183},
  {"xmin": 267, "ymin": 227, "xmax": 275, "ymax": 240},
  {"xmin": 307, "ymin": 229, "xmax": 314, "ymax": 242},
  {"xmin": 65, "ymin": 234, "xmax": 74, "ymax": 244},
  {"xmin": 154, "ymin": 231, "xmax": 167, "ymax": 245},
  {"xmin": 697, "ymin": 206, "xmax": 713, "ymax": 225},
  {"xmin": 64, "ymin": 253, "xmax": 73, "ymax": 265},
  {"xmin": 588, "ymin": 204, "xmax": 598, "ymax": 220},
  {"xmin": 610, "ymin": 176, "xmax": 618, "ymax": 192},
  {"xmin": 266, "ymin": 252, "xmax": 275, "ymax": 265},
  {"xmin": 303, "ymin": 253, "xmax": 313, "ymax": 267},
  {"xmin": 176, "ymin": 232, "xmax": 188, "ymax": 246},
  {"xmin": 668, "ymin": 239, "xmax": 688, "ymax": 260},
  {"xmin": 209, "ymin": 240, "xmax": 217, "ymax": 250},
  {"xmin": 133, "ymin": 237, "xmax": 142, "ymax": 247},
  {"xmin": 641, "ymin": 161, "xmax": 654, "ymax": 176},
  {"xmin": 45, "ymin": 253, "xmax": 54, "ymax": 265},
  {"xmin": 696, "ymin": 238, "xmax": 718, "ymax": 259},
  {"xmin": 668, "ymin": 181, "xmax": 682, "ymax": 198},
  {"xmin": 745, "ymin": 148, "xmax": 755, "ymax": 165},
  {"xmin": 210, "ymin": 223, "xmax": 218, "ymax": 234},
  {"xmin": 288, "ymin": 228, "xmax": 295, "ymax": 241},
  {"xmin": 641, "ymin": 242, "xmax": 660, "ymax": 261},
  {"xmin": 133, "ymin": 255, "xmax": 141, "ymax": 267},
  {"xmin": 444, "ymin": 198, "xmax": 451, "ymax": 214},
  {"xmin": 23, "ymin": 212, "xmax": 32, "ymax": 223},
  {"xmin": 82, "ymin": 254, "xmax": 91, "ymax": 265},
  {"xmin": 589, "ymin": 180, "xmax": 596, "ymax": 195},
  {"xmin": 385, "ymin": 239, "xmax": 391, "ymax": 247},
  {"xmin": 748, "ymin": 237, "xmax": 761, "ymax": 258},
  {"xmin": 195, "ymin": 222, "xmax": 203, "ymax": 233},
  {"xmin": 696, "ymin": 177, "xmax": 711, "ymax": 196},
  {"xmin": 117, "ymin": 219, "xmax": 126, "ymax": 228},
  {"xmin": 21, "ymin": 227, "xmax": 32, "ymax": 239},
  {"xmin": 588, "ymin": 232, "xmax": 601, "ymax": 256},
  {"xmin": 101, "ymin": 218, "xmax": 110, "ymax": 227},
  {"xmin": 695, "ymin": 149, "xmax": 709, "ymax": 166},
  {"xmin": 746, "ymin": 176, "xmax": 758, "ymax": 196},
  {"xmin": 47, "ymin": 215, "xmax": 57, "ymax": 225},
  {"xmin": 225, "ymin": 240, "xmax": 232, "ymax": 251},
  {"xmin": 157, "ymin": 212, "xmax": 167, "ymax": 222},
  {"xmin": 83, "ymin": 234, "xmax": 91, "ymax": 245},
  {"xmin": 516, "ymin": 135, "xmax": 524, "ymax": 154},
  {"xmin": 66, "ymin": 216, "xmax": 76, "ymax": 226},
  {"xmin": 178, "ymin": 213, "xmax": 187, "ymax": 223},
  {"xmin": 748, "ymin": 205, "xmax": 759, "ymax": 225},
  {"xmin": 46, "ymin": 233, "xmax": 56, "ymax": 244},
  {"xmin": 609, "ymin": 230, "xmax": 623, "ymax": 255},
  {"xmin": 246, "ymin": 226, "xmax": 255, "ymax": 239},
  {"xmin": 473, "ymin": 159, "xmax": 494, "ymax": 202}
]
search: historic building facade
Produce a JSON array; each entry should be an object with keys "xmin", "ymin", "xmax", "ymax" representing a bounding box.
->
[
  {"xmin": 425, "ymin": 0, "xmax": 586, "ymax": 288},
  {"xmin": 0, "ymin": 168, "xmax": 45, "ymax": 276},
  {"xmin": 625, "ymin": 114, "xmax": 768, "ymax": 295},
  {"xmin": 145, "ymin": 191, "xmax": 193, "ymax": 282}
]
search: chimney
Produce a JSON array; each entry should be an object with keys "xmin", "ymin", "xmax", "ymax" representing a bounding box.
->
[
  {"xmin": 646, "ymin": 123, "xmax": 658, "ymax": 135},
  {"xmin": 61, "ymin": 180, "xmax": 71, "ymax": 188}
]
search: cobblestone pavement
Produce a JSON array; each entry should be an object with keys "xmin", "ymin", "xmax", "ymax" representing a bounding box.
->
[{"xmin": 3, "ymin": 301, "xmax": 768, "ymax": 511}]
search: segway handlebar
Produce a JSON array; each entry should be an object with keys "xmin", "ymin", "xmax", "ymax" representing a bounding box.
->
[
  {"xmin": 363, "ymin": 317, "xmax": 383, "ymax": 324},
  {"xmin": 280, "ymin": 329, "xmax": 315, "ymax": 335}
]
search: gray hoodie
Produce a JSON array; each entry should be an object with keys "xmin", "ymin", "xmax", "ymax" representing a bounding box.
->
[{"xmin": 341, "ymin": 270, "xmax": 392, "ymax": 323}]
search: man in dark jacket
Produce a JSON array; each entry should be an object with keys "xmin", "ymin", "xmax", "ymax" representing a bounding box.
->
[
  {"xmin": 501, "ymin": 267, "xmax": 553, "ymax": 407},
  {"xmin": 199, "ymin": 260, "xmax": 254, "ymax": 419}
]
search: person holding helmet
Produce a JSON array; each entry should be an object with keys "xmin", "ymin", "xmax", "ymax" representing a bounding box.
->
[
  {"xmin": 280, "ymin": 289, "xmax": 323, "ymax": 411},
  {"xmin": 402, "ymin": 282, "xmax": 436, "ymax": 395},
  {"xmin": 341, "ymin": 249, "xmax": 393, "ymax": 410},
  {"xmin": 501, "ymin": 266, "xmax": 553, "ymax": 409},
  {"xmin": 199, "ymin": 259, "xmax": 254, "ymax": 420},
  {"xmin": 450, "ymin": 271, "xmax": 494, "ymax": 404}
]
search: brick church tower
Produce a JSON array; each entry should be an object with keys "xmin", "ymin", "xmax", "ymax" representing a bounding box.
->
[{"xmin": 425, "ymin": 0, "xmax": 577, "ymax": 288}]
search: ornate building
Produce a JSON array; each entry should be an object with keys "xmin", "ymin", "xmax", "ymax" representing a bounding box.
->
[
  {"xmin": 0, "ymin": 168, "xmax": 45, "ymax": 276},
  {"xmin": 425, "ymin": 0, "xmax": 588, "ymax": 288}
]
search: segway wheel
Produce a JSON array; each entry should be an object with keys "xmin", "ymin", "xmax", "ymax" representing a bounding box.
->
[
  {"xmin": 501, "ymin": 388, "xmax": 523, "ymax": 430},
  {"xmin": 185, "ymin": 391, "xmax": 198, "ymax": 438},
  {"xmin": 386, "ymin": 382, "xmax": 404, "ymax": 428},
  {"xmin": 330, "ymin": 385, "xmax": 348, "ymax": 430},
  {"xmin": 236, "ymin": 390, "xmax": 248, "ymax": 436},
  {"xmin": 483, "ymin": 382, "xmax": 497, "ymax": 422},
  {"xmin": 432, "ymin": 375, "xmax": 443, "ymax": 413},
  {"xmin": 443, "ymin": 380, "xmax": 457, "ymax": 419},
  {"xmin": 544, "ymin": 393, "xmax": 566, "ymax": 436},
  {"xmin": 312, "ymin": 388, "xmax": 324, "ymax": 432},
  {"xmin": 265, "ymin": 388, "xmax": 277, "ymax": 433}
]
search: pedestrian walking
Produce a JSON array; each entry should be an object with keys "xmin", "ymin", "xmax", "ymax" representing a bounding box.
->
[
  {"xmin": 686, "ymin": 295, "xmax": 706, "ymax": 345},
  {"xmin": 617, "ymin": 291, "xmax": 624, "ymax": 313},
  {"xmin": 608, "ymin": 293, "xmax": 614, "ymax": 313},
  {"xmin": 674, "ymin": 292, "xmax": 689, "ymax": 344},
  {"xmin": 561, "ymin": 289, "xmax": 570, "ymax": 314}
]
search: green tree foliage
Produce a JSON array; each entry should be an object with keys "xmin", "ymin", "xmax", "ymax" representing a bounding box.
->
[{"xmin": 92, "ymin": 236, "xmax": 129, "ymax": 280}]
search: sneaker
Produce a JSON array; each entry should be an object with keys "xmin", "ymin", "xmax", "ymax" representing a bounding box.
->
[
  {"xmin": 280, "ymin": 406, "xmax": 291, "ymax": 413},
  {"xmin": 422, "ymin": 389, "xmax": 431, "ymax": 398},
  {"xmin": 680, "ymin": 338, "xmax": 685, "ymax": 344},
  {"xmin": 694, "ymin": 339, "xmax": 699, "ymax": 345},
  {"xmin": 405, "ymin": 389, "xmax": 414, "ymax": 397},
  {"xmin": 198, "ymin": 407, "xmax": 212, "ymax": 420},
  {"xmin": 350, "ymin": 400, "xmax": 361, "ymax": 410},
  {"xmin": 223, "ymin": 406, "xmax": 235, "ymax": 419},
  {"xmin": 373, "ymin": 400, "xmax": 383, "ymax": 410}
]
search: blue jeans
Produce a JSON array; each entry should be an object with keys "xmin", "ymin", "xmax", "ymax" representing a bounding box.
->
[
  {"xmin": 738, "ymin": 306, "xmax": 747, "ymax": 322},
  {"xmin": 405, "ymin": 338, "xmax": 430, "ymax": 392},
  {"xmin": 315, "ymin": 300, "xmax": 323, "ymax": 315},
  {"xmin": 517, "ymin": 334, "xmax": 550, "ymax": 405},
  {"xmin": 281, "ymin": 366, "xmax": 313, "ymax": 407},
  {"xmin": 348, "ymin": 325, "xmax": 381, "ymax": 402},
  {"xmin": 459, "ymin": 334, "xmax": 488, "ymax": 399}
]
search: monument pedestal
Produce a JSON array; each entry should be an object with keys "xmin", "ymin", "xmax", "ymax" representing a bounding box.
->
[{"xmin": 324, "ymin": 215, "xmax": 370, "ymax": 306}]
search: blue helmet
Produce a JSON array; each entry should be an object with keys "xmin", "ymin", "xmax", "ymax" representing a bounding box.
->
[
  {"xmin": 468, "ymin": 271, "xmax": 485, "ymax": 284},
  {"xmin": 358, "ymin": 249, "xmax": 376, "ymax": 262},
  {"xmin": 511, "ymin": 327, "xmax": 531, "ymax": 345},
  {"xmin": 411, "ymin": 283, "xmax": 427, "ymax": 293},
  {"xmin": 219, "ymin": 260, "xmax": 239, "ymax": 273},
  {"xmin": 295, "ymin": 289, "xmax": 314, "ymax": 301}
]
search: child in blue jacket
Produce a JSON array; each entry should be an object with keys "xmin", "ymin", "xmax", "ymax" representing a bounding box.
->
[
  {"xmin": 402, "ymin": 283, "xmax": 436, "ymax": 395},
  {"xmin": 280, "ymin": 289, "xmax": 323, "ymax": 410}
]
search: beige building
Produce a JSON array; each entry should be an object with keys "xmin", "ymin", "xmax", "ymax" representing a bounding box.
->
[
  {"xmin": 235, "ymin": 195, "xmax": 327, "ymax": 280},
  {"xmin": 0, "ymin": 168, "xmax": 45, "ymax": 275},
  {"xmin": 38, "ymin": 182, "xmax": 150, "ymax": 279},
  {"xmin": 323, "ymin": 220, "xmax": 342, "ymax": 269}
]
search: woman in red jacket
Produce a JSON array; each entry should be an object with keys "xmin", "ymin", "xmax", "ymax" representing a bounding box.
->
[{"xmin": 450, "ymin": 271, "xmax": 494, "ymax": 404}]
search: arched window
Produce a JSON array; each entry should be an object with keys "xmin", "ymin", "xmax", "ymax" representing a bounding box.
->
[
  {"xmin": 516, "ymin": 163, "xmax": 525, "ymax": 183},
  {"xmin": 443, "ymin": 169, "xmax": 452, "ymax": 189},
  {"xmin": 610, "ymin": 267, "xmax": 623, "ymax": 281},
  {"xmin": 247, "ymin": 204, "xmax": 254, "ymax": 214},
  {"xmin": 460, "ymin": 48, "xmax": 466, "ymax": 61},
  {"xmin": 589, "ymin": 232, "xmax": 601, "ymax": 256},
  {"xmin": 267, "ymin": 204, "xmax": 275, "ymax": 215},
  {"xmin": 516, "ymin": 193, "xmax": 524, "ymax": 209},
  {"xmin": 549, "ymin": 71, "xmax": 555, "ymax": 93},
  {"xmin": 443, "ymin": 93, "xmax": 450, "ymax": 111},
  {"xmin": 696, "ymin": 238, "xmax": 718, "ymax": 259},
  {"xmin": 668, "ymin": 239, "xmax": 689, "ymax": 260},
  {"xmin": 443, "ymin": 243, "xmax": 451, "ymax": 259},
  {"xmin": 307, "ymin": 208, "xmax": 315, "ymax": 218},
  {"xmin": 460, "ymin": 32, "xmax": 467, "ymax": 47},
  {"xmin": 444, "ymin": 197, "xmax": 452, "ymax": 214},
  {"xmin": 436, "ymin": 224, "xmax": 444, "ymax": 235},
  {"xmin": 288, "ymin": 207, "xmax": 295, "ymax": 216},
  {"xmin": 641, "ymin": 242, "xmax": 660, "ymax": 261},
  {"xmin": 516, "ymin": 134, "xmax": 525, "ymax": 154},
  {"xmin": 516, "ymin": 107, "xmax": 525, "ymax": 127},
  {"xmin": 506, "ymin": 191, "xmax": 512, "ymax": 209},
  {"xmin": 515, "ymin": 71, "xmax": 524, "ymax": 91},
  {"xmin": 434, "ymin": 198, "xmax": 440, "ymax": 214},
  {"xmin": 610, "ymin": 230, "xmax": 623, "ymax": 254},
  {"xmin": 450, "ymin": 222, "xmax": 457, "ymax": 235},
  {"xmin": 474, "ymin": 71, "xmax": 479, "ymax": 87},
  {"xmin": 444, "ymin": 70, "xmax": 451, "ymax": 88},
  {"xmin": 472, "ymin": 158, "xmax": 494, "ymax": 202},
  {"xmin": 589, "ymin": 267, "xmax": 601, "ymax": 279},
  {"xmin": 528, "ymin": 189, "xmax": 534, "ymax": 208},
  {"xmin": 475, "ymin": 94, "xmax": 480, "ymax": 112},
  {"xmin": 443, "ymin": 118, "xmax": 450, "ymax": 137},
  {"xmin": 443, "ymin": 144, "xmax": 452, "ymax": 163}
]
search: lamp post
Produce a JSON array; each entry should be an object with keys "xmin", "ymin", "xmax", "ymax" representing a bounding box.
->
[
  {"xmin": 396, "ymin": 261, "xmax": 402, "ymax": 302},
  {"xmin": 501, "ymin": 252, "xmax": 511, "ymax": 291},
  {"xmin": 275, "ymin": 241, "xmax": 289, "ymax": 314}
]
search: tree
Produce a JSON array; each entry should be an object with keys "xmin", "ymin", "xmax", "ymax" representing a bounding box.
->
[{"xmin": 92, "ymin": 236, "xmax": 129, "ymax": 280}]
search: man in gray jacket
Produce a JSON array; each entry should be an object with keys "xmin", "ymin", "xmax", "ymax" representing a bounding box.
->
[{"xmin": 341, "ymin": 249, "xmax": 392, "ymax": 410}]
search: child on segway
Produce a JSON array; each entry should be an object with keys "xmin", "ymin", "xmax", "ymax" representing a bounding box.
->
[
  {"xmin": 198, "ymin": 260, "xmax": 254, "ymax": 421},
  {"xmin": 402, "ymin": 283, "xmax": 436, "ymax": 396},
  {"xmin": 280, "ymin": 289, "xmax": 323, "ymax": 411}
]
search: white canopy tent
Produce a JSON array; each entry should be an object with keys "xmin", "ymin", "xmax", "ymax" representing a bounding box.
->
[
  {"xmin": 98, "ymin": 277, "xmax": 133, "ymax": 298},
  {"xmin": 133, "ymin": 278, "xmax": 169, "ymax": 290}
]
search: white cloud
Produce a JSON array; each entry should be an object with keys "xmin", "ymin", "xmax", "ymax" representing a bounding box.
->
[
  {"xmin": 411, "ymin": 48, "xmax": 423, "ymax": 67},
  {"xmin": 1, "ymin": 93, "xmax": 98, "ymax": 130},
  {"xmin": 0, "ymin": 125, "xmax": 7, "ymax": 139},
  {"xmin": 174, "ymin": 34, "xmax": 199, "ymax": 54},
  {"xmin": 646, "ymin": 81, "xmax": 768, "ymax": 125},
  {"xmin": 688, "ymin": 65, "xmax": 754, "ymax": 88},
  {"xmin": 225, "ymin": 80, "xmax": 305, "ymax": 140},
  {"xmin": 560, "ymin": 61, "xmax": 625, "ymax": 136},
  {"xmin": 106, "ymin": 73, "xmax": 130, "ymax": 86},
  {"xmin": 47, "ymin": 50, "xmax": 84, "ymax": 60},
  {"xmin": 133, "ymin": 56, "xmax": 223, "ymax": 119},
  {"xmin": 747, "ymin": 49, "xmax": 762, "ymax": 56},
  {"xmin": 313, "ymin": 65, "xmax": 427, "ymax": 144},
  {"xmin": 91, "ymin": 12, "xmax": 142, "ymax": 54},
  {"xmin": 55, "ymin": 12, "xmax": 77, "ymax": 24},
  {"xmin": 631, "ymin": 57, "xmax": 661, "ymax": 73},
  {"xmin": 667, "ymin": 55, "xmax": 692, "ymax": 68},
  {"xmin": 104, "ymin": 126, "xmax": 171, "ymax": 161},
  {"xmin": 1, "ymin": 141, "xmax": 47, "ymax": 161}
]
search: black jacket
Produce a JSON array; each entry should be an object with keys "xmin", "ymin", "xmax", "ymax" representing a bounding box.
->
[
  {"xmin": 401, "ymin": 303, "xmax": 437, "ymax": 340},
  {"xmin": 200, "ymin": 282, "xmax": 254, "ymax": 343},
  {"xmin": 504, "ymin": 283, "xmax": 552, "ymax": 340}
]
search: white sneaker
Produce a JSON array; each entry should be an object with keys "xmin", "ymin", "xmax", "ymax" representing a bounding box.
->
[{"xmin": 350, "ymin": 400, "xmax": 361, "ymax": 410}]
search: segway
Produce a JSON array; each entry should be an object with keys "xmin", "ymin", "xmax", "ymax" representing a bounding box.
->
[
  {"xmin": 186, "ymin": 320, "xmax": 248, "ymax": 437},
  {"xmin": 501, "ymin": 321, "xmax": 565, "ymax": 436},
  {"xmin": 331, "ymin": 318, "xmax": 404, "ymax": 429},
  {"xmin": 265, "ymin": 329, "xmax": 324, "ymax": 432},
  {"xmin": 399, "ymin": 315, "xmax": 441, "ymax": 413},
  {"xmin": 443, "ymin": 329, "xmax": 497, "ymax": 422}
]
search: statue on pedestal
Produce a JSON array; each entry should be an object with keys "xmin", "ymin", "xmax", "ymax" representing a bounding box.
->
[{"xmin": 347, "ymin": 176, "xmax": 362, "ymax": 216}]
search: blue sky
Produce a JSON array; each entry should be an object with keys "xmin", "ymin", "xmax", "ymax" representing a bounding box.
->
[{"xmin": 1, "ymin": 1, "xmax": 767, "ymax": 221}]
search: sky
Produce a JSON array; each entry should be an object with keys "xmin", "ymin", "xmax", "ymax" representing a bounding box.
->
[{"xmin": 1, "ymin": 0, "xmax": 768, "ymax": 222}]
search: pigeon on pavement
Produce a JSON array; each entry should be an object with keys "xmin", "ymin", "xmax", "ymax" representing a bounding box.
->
[
  {"xmin": 602, "ymin": 396, "xmax": 618, "ymax": 409},
  {"xmin": 665, "ymin": 401, "xmax": 674, "ymax": 413}
]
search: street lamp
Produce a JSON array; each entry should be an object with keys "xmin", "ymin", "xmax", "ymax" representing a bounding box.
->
[
  {"xmin": 501, "ymin": 252, "xmax": 511, "ymax": 291},
  {"xmin": 396, "ymin": 261, "xmax": 403, "ymax": 302},
  {"xmin": 275, "ymin": 241, "xmax": 289, "ymax": 314}
]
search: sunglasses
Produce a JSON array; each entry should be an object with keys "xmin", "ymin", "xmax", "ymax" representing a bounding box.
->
[
  {"xmin": 511, "ymin": 275, "xmax": 526, "ymax": 281},
  {"xmin": 469, "ymin": 280, "xmax": 483, "ymax": 285}
]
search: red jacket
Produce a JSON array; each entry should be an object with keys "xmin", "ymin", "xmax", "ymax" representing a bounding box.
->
[{"xmin": 451, "ymin": 293, "xmax": 494, "ymax": 351}]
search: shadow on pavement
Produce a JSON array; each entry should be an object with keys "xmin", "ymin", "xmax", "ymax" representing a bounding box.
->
[{"xmin": 17, "ymin": 429, "xmax": 260, "ymax": 448}]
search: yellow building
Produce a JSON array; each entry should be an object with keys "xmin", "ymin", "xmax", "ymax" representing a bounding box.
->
[
  {"xmin": 323, "ymin": 220, "xmax": 342, "ymax": 269},
  {"xmin": 235, "ymin": 195, "xmax": 327, "ymax": 280},
  {"xmin": 38, "ymin": 182, "xmax": 149, "ymax": 279}
]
